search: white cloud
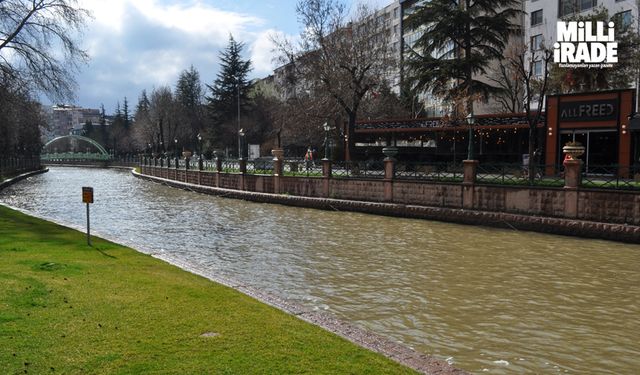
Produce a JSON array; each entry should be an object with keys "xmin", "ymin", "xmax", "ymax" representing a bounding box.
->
[
  {"xmin": 250, "ymin": 29, "xmax": 302, "ymax": 75},
  {"xmin": 81, "ymin": 0, "xmax": 262, "ymax": 42},
  {"xmin": 137, "ymin": 0, "xmax": 263, "ymax": 40},
  {"xmin": 249, "ymin": 29, "xmax": 279, "ymax": 74},
  {"xmin": 73, "ymin": 0, "xmax": 271, "ymax": 111}
]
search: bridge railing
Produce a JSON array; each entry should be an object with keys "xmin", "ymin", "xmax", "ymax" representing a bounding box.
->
[
  {"xmin": 41, "ymin": 153, "xmax": 140, "ymax": 167},
  {"xmin": 41, "ymin": 152, "xmax": 111, "ymax": 161}
]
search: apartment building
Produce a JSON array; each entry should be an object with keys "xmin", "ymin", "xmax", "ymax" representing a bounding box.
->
[
  {"xmin": 375, "ymin": 0, "xmax": 403, "ymax": 92},
  {"xmin": 47, "ymin": 105, "xmax": 102, "ymax": 138}
]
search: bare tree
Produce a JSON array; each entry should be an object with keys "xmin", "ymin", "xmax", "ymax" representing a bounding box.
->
[
  {"xmin": 0, "ymin": 0, "xmax": 90, "ymax": 101},
  {"xmin": 510, "ymin": 43, "xmax": 553, "ymax": 182},
  {"xmin": 0, "ymin": 78, "xmax": 44, "ymax": 157},
  {"xmin": 488, "ymin": 45, "xmax": 525, "ymax": 114},
  {"xmin": 132, "ymin": 90, "xmax": 155, "ymax": 153},
  {"xmin": 273, "ymin": 0, "xmax": 397, "ymax": 160},
  {"xmin": 148, "ymin": 86, "xmax": 180, "ymax": 156}
]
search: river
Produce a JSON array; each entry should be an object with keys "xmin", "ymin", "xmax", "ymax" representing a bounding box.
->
[{"xmin": 1, "ymin": 167, "xmax": 638, "ymax": 374}]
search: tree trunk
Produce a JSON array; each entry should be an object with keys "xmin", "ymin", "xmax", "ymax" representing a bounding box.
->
[
  {"xmin": 528, "ymin": 123, "xmax": 536, "ymax": 184},
  {"xmin": 345, "ymin": 111, "xmax": 356, "ymax": 161}
]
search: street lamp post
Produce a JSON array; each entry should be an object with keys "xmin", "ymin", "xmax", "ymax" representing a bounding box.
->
[
  {"xmin": 238, "ymin": 128, "xmax": 245, "ymax": 160},
  {"xmin": 174, "ymin": 138, "xmax": 179, "ymax": 168},
  {"xmin": 323, "ymin": 122, "xmax": 333, "ymax": 160},
  {"xmin": 237, "ymin": 83, "xmax": 241, "ymax": 159},
  {"xmin": 466, "ymin": 112, "xmax": 476, "ymax": 160},
  {"xmin": 197, "ymin": 133, "xmax": 203, "ymax": 170}
]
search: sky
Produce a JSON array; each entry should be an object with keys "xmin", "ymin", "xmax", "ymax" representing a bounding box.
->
[
  {"xmin": 64, "ymin": 0, "xmax": 390, "ymax": 113},
  {"xmin": 66, "ymin": 0, "xmax": 299, "ymax": 112}
]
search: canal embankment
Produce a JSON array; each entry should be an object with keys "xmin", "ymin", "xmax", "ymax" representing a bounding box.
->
[
  {"xmin": 0, "ymin": 204, "xmax": 464, "ymax": 374},
  {"xmin": 0, "ymin": 168, "xmax": 48, "ymax": 189},
  {"xmin": 134, "ymin": 168, "xmax": 640, "ymax": 243}
]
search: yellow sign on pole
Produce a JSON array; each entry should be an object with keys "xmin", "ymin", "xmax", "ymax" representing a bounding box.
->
[
  {"xmin": 82, "ymin": 187, "xmax": 93, "ymax": 246},
  {"xmin": 82, "ymin": 187, "xmax": 94, "ymax": 204}
]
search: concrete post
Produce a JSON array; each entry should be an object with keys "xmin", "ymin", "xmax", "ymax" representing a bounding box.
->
[
  {"xmin": 462, "ymin": 160, "xmax": 478, "ymax": 185},
  {"xmin": 274, "ymin": 158, "xmax": 283, "ymax": 176},
  {"xmin": 272, "ymin": 149, "xmax": 284, "ymax": 194},
  {"xmin": 215, "ymin": 157, "xmax": 222, "ymax": 188},
  {"xmin": 383, "ymin": 158, "xmax": 395, "ymax": 202},
  {"xmin": 197, "ymin": 157, "xmax": 203, "ymax": 185},
  {"xmin": 563, "ymin": 159, "xmax": 582, "ymax": 218},
  {"xmin": 322, "ymin": 159, "xmax": 332, "ymax": 197},
  {"xmin": 238, "ymin": 159, "xmax": 247, "ymax": 191},
  {"xmin": 563, "ymin": 159, "xmax": 582, "ymax": 189},
  {"xmin": 462, "ymin": 160, "xmax": 479, "ymax": 209}
]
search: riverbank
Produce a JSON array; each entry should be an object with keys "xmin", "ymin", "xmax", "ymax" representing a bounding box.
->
[
  {"xmin": 0, "ymin": 168, "xmax": 47, "ymax": 188},
  {"xmin": 134, "ymin": 169, "xmax": 640, "ymax": 243},
  {"xmin": 0, "ymin": 205, "xmax": 465, "ymax": 374}
]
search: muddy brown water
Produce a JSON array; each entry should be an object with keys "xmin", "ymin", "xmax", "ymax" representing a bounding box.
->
[{"xmin": 1, "ymin": 167, "xmax": 638, "ymax": 374}]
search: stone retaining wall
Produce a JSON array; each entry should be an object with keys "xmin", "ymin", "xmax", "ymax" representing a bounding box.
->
[
  {"xmin": 136, "ymin": 166, "xmax": 640, "ymax": 243},
  {"xmin": 0, "ymin": 168, "xmax": 48, "ymax": 190}
]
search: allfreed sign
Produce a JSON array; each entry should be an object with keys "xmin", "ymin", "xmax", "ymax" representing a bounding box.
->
[{"xmin": 559, "ymin": 100, "xmax": 617, "ymax": 122}]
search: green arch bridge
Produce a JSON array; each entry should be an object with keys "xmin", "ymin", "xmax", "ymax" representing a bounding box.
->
[{"xmin": 41, "ymin": 135, "xmax": 112, "ymax": 162}]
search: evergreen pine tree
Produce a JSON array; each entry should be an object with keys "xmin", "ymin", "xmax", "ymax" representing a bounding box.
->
[
  {"xmin": 206, "ymin": 35, "xmax": 252, "ymax": 149},
  {"xmin": 123, "ymin": 97, "xmax": 131, "ymax": 129},
  {"xmin": 82, "ymin": 120, "xmax": 93, "ymax": 137},
  {"xmin": 99, "ymin": 104, "xmax": 106, "ymax": 126},
  {"xmin": 99, "ymin": 103, "xmax": 108, "ymax": 149},
  {"xmin": 111, "ymin": 101, "xmax": 123, "ymax": 155},
  {"xmin": 135, "ymin": 90, "xmax": 156, "ymax": 152},
  {"xmin": 135, "ymin": 90, "xmax": 150, "ymax": 116},
  {"xmin": 405, "ymin": 0, "xmax": 521, "ymax": 113}
]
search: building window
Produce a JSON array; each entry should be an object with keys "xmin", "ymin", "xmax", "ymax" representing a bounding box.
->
[
  {"xmin": 531, "ymin": 9, "xmax": 543, "ymax": 26},
  {"xmin": 531, "ymin": 34, "xmax": 543, "ymax": 51},
  {"xmin": 394, "ymin": 7, "xmax": 399, "ymax": 18},
  {"xmin": 615, "ymin": 10, "xmax": 633, "ymax": 29},
  {"xmin": 559, "ymin": 0, "xmax": 597, "ymax": 17},
  {"xmin": 394, "ymin": 24, "xmax": 399, "ymax": 35},
  {"xmin": 533, "ymin": 60, "xmax": 543, "ymax": 77}
]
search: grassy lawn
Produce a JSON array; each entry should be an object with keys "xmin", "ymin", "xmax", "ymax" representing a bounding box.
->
[{"xmin": 0, "ymin": 205, "xmax": 415, "ymax": 374}]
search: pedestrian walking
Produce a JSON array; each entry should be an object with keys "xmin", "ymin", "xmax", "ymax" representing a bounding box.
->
[{"xmin": 305, "ymin": 146, "xmax": 314, "ymax": 171}]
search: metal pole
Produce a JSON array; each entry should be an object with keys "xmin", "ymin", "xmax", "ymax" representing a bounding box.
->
[
  {"xmin": 324, "ymin": 131, "xmax": 329, "ymax": 159},
  {"xmin": 237, "ymin": 84, "xmax": 241, "ymax": 159},
  {"xmin": 86, "ymin": 203, "xmax": 91, "ymax": 246},
  {"xmin": 467, "ymin": 126, "xmax": 474, "ymax": 160}
]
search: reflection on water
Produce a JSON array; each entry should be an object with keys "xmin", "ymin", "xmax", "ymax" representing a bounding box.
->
[{"xmin": 1, "ymin": 167, "xmax": 639, "ymax": 374}]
